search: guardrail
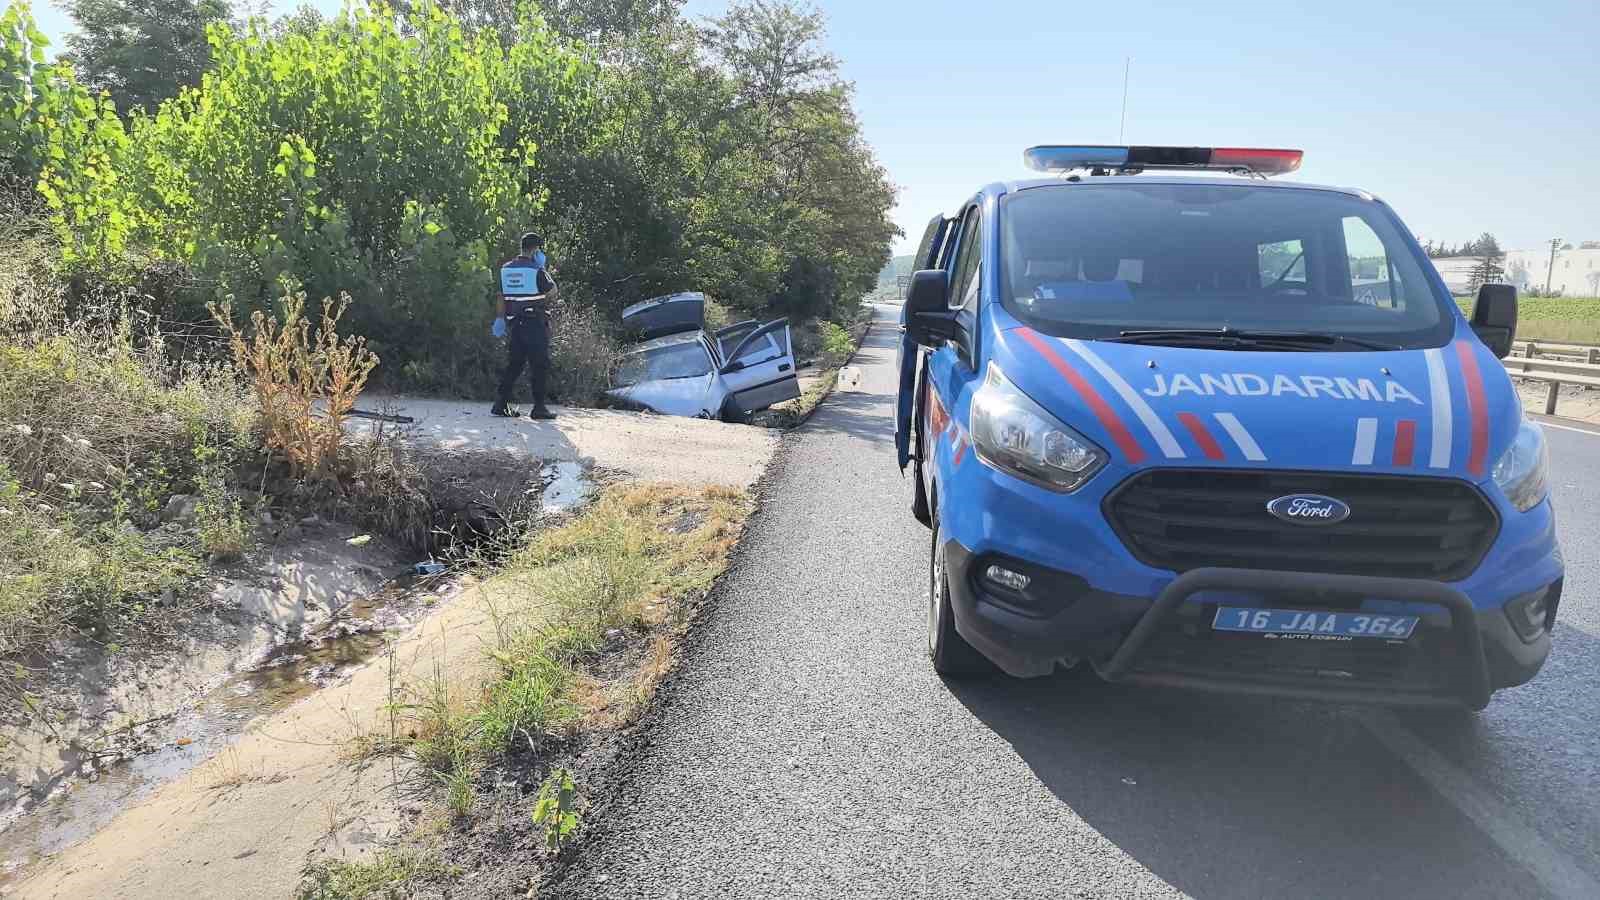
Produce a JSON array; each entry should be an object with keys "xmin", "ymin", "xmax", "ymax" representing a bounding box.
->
[
  {"xmin": 1501, "ymin": 353, "xmax": 1600, "ymax": 415},
  {"xmin": 1508, "ymin": 340, "xmax": 1600, "ymax": 364}
]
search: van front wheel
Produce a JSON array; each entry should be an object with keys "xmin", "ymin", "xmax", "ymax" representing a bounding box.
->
[{"xmin": 928, "ymin": 518, "xmax": 995, "ymax": 676}]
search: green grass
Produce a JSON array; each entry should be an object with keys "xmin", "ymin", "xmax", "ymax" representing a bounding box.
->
[
  {"xmin": 297, "ymin": 851, "xmax": 456, "ymax": 900},
  {"xmin": 0, "ymin": 327, "xmax": 255, "ymax": 669},
  {"xmin": 369, "ymin": 485, "xmax": 752, "ymax": 820},
  {"xmin": 1455, "ymin": 296, "xmax": 1600, "ymax": 345}
]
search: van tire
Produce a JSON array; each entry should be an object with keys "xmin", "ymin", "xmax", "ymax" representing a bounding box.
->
[{"xmin": 928, "ymin": 517, "xmax": 996, "ymax": 676}]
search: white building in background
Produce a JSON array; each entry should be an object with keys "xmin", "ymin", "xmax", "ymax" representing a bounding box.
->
[
  {"xmin": 1429, "ymin": 257, "xmax": 1478, "ymax": 295},
  {"xmin": 1504, "ymin": 244, "xmax": 1600, "ymax": 298}
]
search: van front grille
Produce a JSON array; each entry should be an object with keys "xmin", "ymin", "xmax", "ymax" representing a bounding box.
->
[{"xmin": 1104, "ymin": 469, "xmax": 1498, "ymax": 581}]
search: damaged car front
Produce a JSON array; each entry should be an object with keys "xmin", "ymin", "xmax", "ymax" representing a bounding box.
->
[{"xmin": 606, "ymin": 292, "xmax": 802, "ymax": 422}]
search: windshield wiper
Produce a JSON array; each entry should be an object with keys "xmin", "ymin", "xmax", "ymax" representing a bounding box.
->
[{"xmin": 1107, "ymin": 328, "xmax": 1401, "ymax": 351}]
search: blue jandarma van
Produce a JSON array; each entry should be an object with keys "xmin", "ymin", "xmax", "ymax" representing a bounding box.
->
[{"xmin": 896, "ymin": 145, "xmax": 1558, "ymax": 710}]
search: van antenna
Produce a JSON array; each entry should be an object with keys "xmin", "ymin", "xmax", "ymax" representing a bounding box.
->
[{"xmin": 1118, "ymin": 57, "xmax": 1131, "ymax": 143}]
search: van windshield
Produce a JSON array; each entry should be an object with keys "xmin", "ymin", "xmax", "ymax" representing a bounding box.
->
[{"xmin": 999, "ymin": 183, "xmax": 1454, "ymax": 350}]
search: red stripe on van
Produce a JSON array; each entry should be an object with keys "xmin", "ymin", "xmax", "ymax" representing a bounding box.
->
[
  {"xmin": 1177, "ymin": 412, "xmax": 1226, "ymax": 461},
  {"xmin": 1393, "ymin": 420, "xmax": 1417, "ymax": 467},
  {"xmin": 1453, "ymin": 342, "xmax": 1489, "ymax": 477},
  {"xmin": 1016, "ymin": 328, "xmax": 1146, "ymax": 464}
]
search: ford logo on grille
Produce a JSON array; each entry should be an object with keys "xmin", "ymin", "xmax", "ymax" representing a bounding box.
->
[{"xmin": 1266, "ymin": 494, "xmax": 1351, "ymax": 526}]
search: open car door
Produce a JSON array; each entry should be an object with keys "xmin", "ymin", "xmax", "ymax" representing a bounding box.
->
[
  {"xmin": 716, "ymin": 318, "xmax": 800, "ymax": 419},
  {"xmin": 897, "ymin": 214, "xmax": 955, "ymax": 469},
  {"xmin": 711, "ymin": 320, "xmax": 762, "ymax": 364}
]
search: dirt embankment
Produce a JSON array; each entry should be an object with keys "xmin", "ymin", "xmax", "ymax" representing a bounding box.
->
[
  {"xmin": 5, "ymin": 407, "xmax": 777, "ymax": 899},
  {"xmin": 1, "ymin": 522, "xmax": 404, "ymax": 826},
  {"xmin": 18, "ymin": 574, "xmax": 497, "ymax": 900}
]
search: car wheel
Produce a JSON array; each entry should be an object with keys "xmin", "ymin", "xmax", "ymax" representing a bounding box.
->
[{"xmin": 928, "ymin": 515, "xmax": 995, "ymax": 676}]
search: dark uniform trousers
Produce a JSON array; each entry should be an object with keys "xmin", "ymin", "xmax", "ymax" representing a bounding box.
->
[{"xmin": 498, "ymin": 309, "xmax": 550, "ymax": 408}]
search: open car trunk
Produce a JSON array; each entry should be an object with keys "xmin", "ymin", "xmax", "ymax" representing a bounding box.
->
[{"xmin": 622, "ymin": 292, "xmax": 706, "ymax": 341}]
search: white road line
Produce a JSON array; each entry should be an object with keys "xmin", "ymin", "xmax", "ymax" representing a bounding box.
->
[
  {"xmin": 1062, "ymin": 339, "xmax": 1186, "ymax": 459},
  {"xmin": 1530, "ymin": 416, "xmax": 1600, "ymax": 438},
  {"xmin": 1351, "ymin": 417, "xmax": 1378, "ymax": 465},
  {"xmin": 1424, "ymin": 348, "xmax": 1454, "ymax": 469},
  {"xmin": 1362, "ymin": 710, "xmax": 1600, "ymax": 900},
  {"xmin": 1212, "ymin": 412, "xmax": 1266, "ymax": 461}
]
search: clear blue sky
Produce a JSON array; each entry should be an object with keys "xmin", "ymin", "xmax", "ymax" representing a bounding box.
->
[{"xmin": 32, "ymin": 0, "xmax": 1600, "ymax": 255}]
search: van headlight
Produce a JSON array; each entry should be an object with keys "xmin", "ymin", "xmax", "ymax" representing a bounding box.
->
[
  {"xmin": 1492, "ymin": 419, "xmax": 1549, "ymax": 512},
  {"xmin": 970, "ymin": 362, "xmax": 1106, "ymax": 492}
]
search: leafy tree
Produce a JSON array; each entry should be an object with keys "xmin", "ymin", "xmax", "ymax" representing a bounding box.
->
[
  {"xmin": 404, "ymin": 0, "xmax": 680, "ymax": 45},
  {"xmin": 61, "ymin": 0, "xmax": 234, "ymax": 112},
  {"xmin": 700, "ymin": 0, "xmax": 895, "ymax": 321},
  {"xmin": 702, "ymin": 0, "xmax": 837, "ymax": 138},
  {"xmin": 1, "ymin": 1, "xmax": 58, "ymax": 192},
  {"xmin": 26, "ymin": 0, "xmax": 896, "ymax": 393},
  {"xmin": 1467, "ymin": 232, "xmax": 1505, "ymax": 291}
]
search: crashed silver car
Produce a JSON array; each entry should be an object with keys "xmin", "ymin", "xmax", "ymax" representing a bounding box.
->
[{"xmin": 606, "ymin": 292, "xmax": 801, "ymax": 422}]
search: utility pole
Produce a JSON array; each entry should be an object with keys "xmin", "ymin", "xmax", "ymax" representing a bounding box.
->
[{"xmin": 1546, "ymin": 238, "xmax": 1562, "ymax": 295}]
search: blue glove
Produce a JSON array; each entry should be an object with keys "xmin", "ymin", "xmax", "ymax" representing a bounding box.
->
[{"xmin": 492, "ymin": 316, "xmax": 507, "ymax": 338}]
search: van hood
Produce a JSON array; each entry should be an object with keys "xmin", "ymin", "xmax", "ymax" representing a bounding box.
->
[{"xmin": 995, "ymin": 325, "xmax": 1517, "ymax": 482}]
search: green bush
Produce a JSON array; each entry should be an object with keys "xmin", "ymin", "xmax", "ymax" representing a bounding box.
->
[
  {"xmin": 37, "ymin": 2, "xmax": 590, "ymax": 382},
  {"xmin": 9, "ymin": 0, "xmax": 898, "ymax": 401},
  {"xmin": 819, "ymin": 320, "xmax": 854, "ymax": 364}
]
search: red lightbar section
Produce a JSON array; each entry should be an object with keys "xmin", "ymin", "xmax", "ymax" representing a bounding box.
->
[{"xmin": 1208, "ymin": 148, "xmax": 1304, "ymax": 176}]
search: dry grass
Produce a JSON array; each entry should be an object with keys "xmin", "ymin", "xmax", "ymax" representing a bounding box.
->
[
  {"xmin": 212, "ymin": 290, "xmax": 378, "ymax": 482},
  {"xmin": 202, "ymin": 747, "xmax": 269, "ymax": 792}
]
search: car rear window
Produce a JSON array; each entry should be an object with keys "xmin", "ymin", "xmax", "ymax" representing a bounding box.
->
[{"xmin": 999, "ymin": 183, "xmax": 1454, "ymax": 349}]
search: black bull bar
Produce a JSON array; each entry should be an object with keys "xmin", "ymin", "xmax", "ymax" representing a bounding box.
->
[{"xmin": 1094, "ymin": 567, "xmax": 1492, "ymax": 710}]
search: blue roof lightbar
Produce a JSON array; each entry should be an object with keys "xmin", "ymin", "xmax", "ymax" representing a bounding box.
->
[{"xmin": 1024, "ymin": 145, "xmax": 1304, "ymax": 177}]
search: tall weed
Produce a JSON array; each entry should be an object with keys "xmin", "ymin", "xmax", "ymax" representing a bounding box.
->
[{"xmin": 212, "ymin": 289, "xmax": 378, "ymax": 482}]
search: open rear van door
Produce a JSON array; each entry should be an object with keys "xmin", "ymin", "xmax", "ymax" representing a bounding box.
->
[{"xmin": 898, "ymin": 214, "xmax": 955, "ymax": 469}]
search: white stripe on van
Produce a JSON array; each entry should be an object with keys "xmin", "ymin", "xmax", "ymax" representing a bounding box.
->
[
  {"xmin": 1062, "ymin": 340, "xmax": 1186, "ymax": 459},
  {"xmin": 1423, "ymin": 349, "xmax": 1453, "ymax": 469},
  {"xmin": 1212, "ymin": 412, "xmax": 1267, "ymax": 461},
  {"xmin": 1352, "ymin": 417, "xmax": 1379, "ymax": 466}
]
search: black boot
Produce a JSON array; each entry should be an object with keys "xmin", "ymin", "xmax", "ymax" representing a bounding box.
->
[{"xmin": 527, "ymin": 406, "xmax": 557, "ymax": 420}]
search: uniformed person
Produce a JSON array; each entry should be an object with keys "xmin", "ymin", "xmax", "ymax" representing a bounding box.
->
[{"xmin": 492, "ymin": 232, "xmax": 559, "ymax": 419}]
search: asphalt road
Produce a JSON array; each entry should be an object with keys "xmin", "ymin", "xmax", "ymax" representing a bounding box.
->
[{"xmin": 550, "ymin": 305, "xmax": 1600, "ymax": 900}]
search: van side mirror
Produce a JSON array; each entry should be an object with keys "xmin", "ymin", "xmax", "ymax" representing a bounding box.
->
[
  {"xmin": 905, "ymin": 269, "xmax": 959, "ymax": 348},
  {"xmin": 1470, "ymin": 283, "xmax": 1517, "ymax": 359}
]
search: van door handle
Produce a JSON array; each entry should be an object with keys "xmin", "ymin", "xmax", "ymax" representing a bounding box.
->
[{"xmin": 779, "ymin": 364, "xmax": 792, "ymax": 372}]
